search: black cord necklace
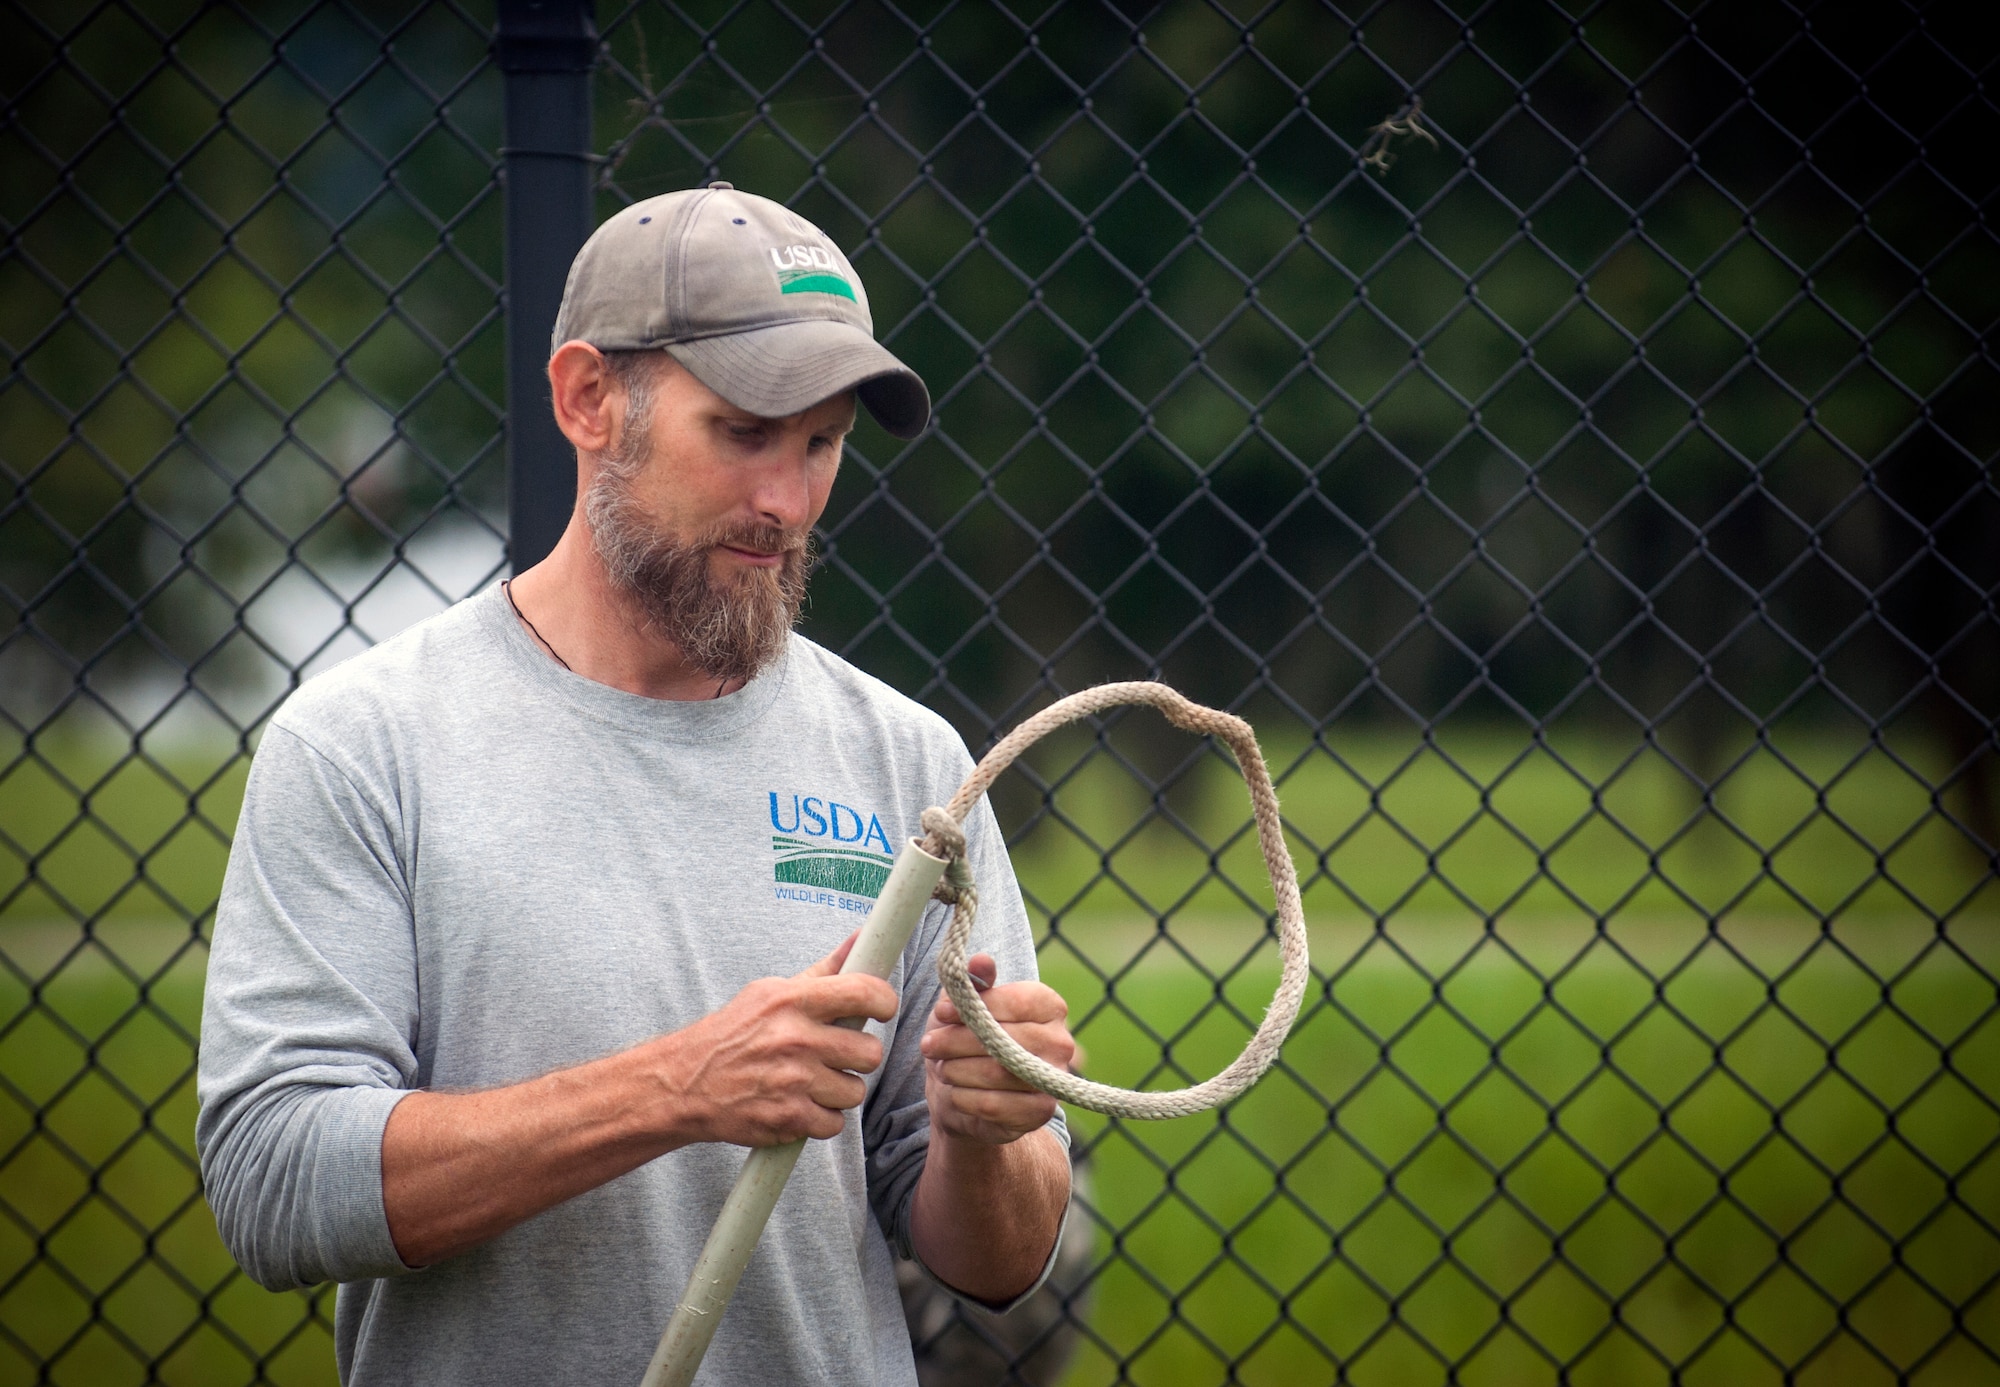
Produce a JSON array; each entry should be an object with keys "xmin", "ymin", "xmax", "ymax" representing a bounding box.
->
[
  {"xmin": 502, "ymin": 579, "xmax": 572, "ymax": 672},
  {"xmin": 502, "ymin": 579, "xmax": 728, "ymax": 698}
]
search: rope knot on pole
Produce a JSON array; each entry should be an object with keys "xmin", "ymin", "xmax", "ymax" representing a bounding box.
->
[{"xmin": 918, "ymin": 807, "xmax": 973, "ymax": 905}]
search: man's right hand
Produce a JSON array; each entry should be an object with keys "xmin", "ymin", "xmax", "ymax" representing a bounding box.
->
[
  {"xmin": 381, "ymin": 934, "xmax": 899, "ymax": 1267},
  {"xmin": 648, "ymin": 932, "xmax": 900, "ymax": 1147}
]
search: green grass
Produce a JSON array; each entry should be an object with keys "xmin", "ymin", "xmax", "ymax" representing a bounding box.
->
[
  {"xmin": 3, "ymin": 726, "xmax": 1998, "ymax": 1384},
  {"xmin": 0, "ymin": 927, "xmax": 335, "ymax": 1387},
  {"xmin": 1042, "ymin": 918, "xmax": 2000, "ymax": 1387},
  {"xmin": 1009, "ymin": 723, "xmax": 1996, "ymax": 926},
  {"xmin": 0, "ymin": 736, "xmax": 247, "ymax": 929},
  {"xmin": 5, "ymin": 724, "xmax": 1993, "ymax": 934}
]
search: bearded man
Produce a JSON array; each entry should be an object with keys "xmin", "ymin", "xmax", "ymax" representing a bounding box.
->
[{"xmin": 196, "ymin": 184, "xmax": 1076, "ymax": 1386}]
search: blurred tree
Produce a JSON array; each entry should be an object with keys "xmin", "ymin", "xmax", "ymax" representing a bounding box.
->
[
  {"xmin": 1, "ymin": 0, "xmax": 505, "ymax": 730},
  {"xmin": 4, "ymin": 0, "xmax": 1993, "ymax": 864},
  {"xmin": 606, "ymin": 0, "xmax": 1998, "ymax": 849}
]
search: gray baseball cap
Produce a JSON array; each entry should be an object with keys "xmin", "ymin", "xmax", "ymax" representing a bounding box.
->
[{"xmin": 551, "ymin": 183, "xmax": 929, "ymax": 438}]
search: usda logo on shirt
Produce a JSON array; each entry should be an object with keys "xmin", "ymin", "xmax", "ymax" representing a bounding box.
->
[{"xmin": 768, "ymin": 791, "xmax": 894, "ymax": 914}]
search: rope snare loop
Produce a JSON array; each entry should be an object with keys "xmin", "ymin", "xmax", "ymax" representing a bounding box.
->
[{"xmin": 917, "ymin": 682, "xmax": 1311, "ymax": 1120}]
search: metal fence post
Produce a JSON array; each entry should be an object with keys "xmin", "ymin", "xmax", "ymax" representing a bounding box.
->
[{"xmin": 497, "ymin": 0, "xmax": 596, "ymax": 573}]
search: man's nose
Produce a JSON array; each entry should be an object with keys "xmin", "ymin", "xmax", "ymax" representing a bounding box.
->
[{"xmin": 749, "ymin": 437, "xmax": 818, "ymax": 529}]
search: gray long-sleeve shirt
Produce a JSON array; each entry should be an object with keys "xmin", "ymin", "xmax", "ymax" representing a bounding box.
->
[{"xmin": 196, "ymin": 587, "xmax": 1060, "ymax": 1385}]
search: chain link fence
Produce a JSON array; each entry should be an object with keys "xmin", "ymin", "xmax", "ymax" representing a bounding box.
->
[{"xmin": 5, "ymin": 0, "xmax": 1998, "ymax": 1383}]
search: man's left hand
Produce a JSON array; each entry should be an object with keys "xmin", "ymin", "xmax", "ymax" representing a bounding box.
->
[{"xmin": 920, "ymin": 954, "xmax": 1076, "ymax": 1146}]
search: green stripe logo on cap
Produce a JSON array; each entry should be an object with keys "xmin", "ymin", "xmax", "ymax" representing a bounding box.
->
[
  {"xmin": 779, "ymin": 273, "xmax": 856, "ymax": 300},
  {"xmin": 770, "ymin": 245, "xmax": 856, "ymax": 301}
]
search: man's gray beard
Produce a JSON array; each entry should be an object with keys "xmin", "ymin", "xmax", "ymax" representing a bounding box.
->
[{"xmin": 584, "ymin": 471, "xmax": 813, "ymax": 686}]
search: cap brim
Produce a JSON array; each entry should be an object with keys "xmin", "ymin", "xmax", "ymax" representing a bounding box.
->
[{"xmin": 664, "ymin": 320, "xmax": 930, "ymax": 439}]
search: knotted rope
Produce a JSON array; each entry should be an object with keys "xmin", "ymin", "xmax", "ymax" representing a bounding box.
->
[{"xmin": 915, "ymin": 682, "xmax": 1311, "ymax": 1120}]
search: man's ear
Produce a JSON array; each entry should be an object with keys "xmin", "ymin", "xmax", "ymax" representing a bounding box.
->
[{"xmin": 548, "ymin": 341, "xmax": 617, "ymax": 456}]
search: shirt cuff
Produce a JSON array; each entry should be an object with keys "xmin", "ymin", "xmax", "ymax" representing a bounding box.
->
[{"xmin": 908, "ymin": 1115, "xmax": 1073, "ymax": 1314}]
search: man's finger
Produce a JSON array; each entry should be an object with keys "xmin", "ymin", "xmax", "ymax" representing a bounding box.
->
[
  {"xmin": 807, "ymin": 1067, "xmax": 870, "ymax": 1112},
  {"xmin": 967, "ymin": 953, "xmax": 997, "ymax": 989},
  {"xmin": 817, "ymin": 1028, "xmax": 886, "ymax": 1076},
  {"xmin": 796, "ymin": 973, "xmax": 899, "ymax": 1024},
  {"xmin": 798, "ymin": 931, "xmax": 860, "ymax": 979},
  {"xmin": 923, "ymin": 1017, "xmax": 1072, "ymax": 1057},
  {"xmin": 924, "ymin": 1019, "xmax": 1074, "ymax": 1068},
  {"xmin": 932, "ymin": 953, "xmax": 997, "ymax": 1025},
  {"xmin": 931, "ymin": 1055, "xmax": 1040, "ymax": 1092},
  {"xmin": 982, "ymin": 982, "xmax": 1068, "ymax": 1023},
  {"xmin": 940, "ymin": 1085, "xmax": 1060, "ymax": 1131},
  {"xmin": 933, "ymin": 980, "xmax": 1068, "ymax": 1027}
]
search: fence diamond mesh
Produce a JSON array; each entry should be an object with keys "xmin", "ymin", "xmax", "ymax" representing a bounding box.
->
[{"xmin": 3, "ymin": 0, "xmax": 1997, "ymax": 1384}]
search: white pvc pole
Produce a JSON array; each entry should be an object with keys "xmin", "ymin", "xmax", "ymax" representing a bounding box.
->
[{"xmin": 639, "ymin": 838, "xmax": 950, "ymax": 1387}]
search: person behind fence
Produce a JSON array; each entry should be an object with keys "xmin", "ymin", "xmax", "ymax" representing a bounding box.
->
[{"xmin": 195, "ymin": 183, "xmax": 1079, "ymax": 1386}]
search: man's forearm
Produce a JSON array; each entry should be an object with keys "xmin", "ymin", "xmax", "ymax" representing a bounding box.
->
[
  {"xmin": 381, "ymin": 1041, "xmax": 684, "ymax": 1267},
  {"xmin": 909, "ymin": 1125, "xmax": 1071, "ymax": 1305}
]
